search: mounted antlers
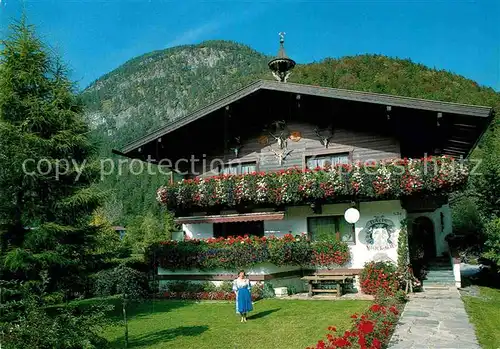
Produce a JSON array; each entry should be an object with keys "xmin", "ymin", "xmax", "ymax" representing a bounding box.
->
[
  {"xmin": 270, "ymin": 147, "xmax": 293, "ymax": 166},
  {"xmin": 230, "ymin": 136, "xmax": 242, "ymax": 157},
  {"xmin": 268, "ymin": 120, "xmax": 289, "ymax": 149},
  {"xmin": 269, "ymin": 130, "xmax": 288, "ymax": 149},
  {"xmin": 314, "ymin": 126, "xmax": 334, "ymax": 149}
]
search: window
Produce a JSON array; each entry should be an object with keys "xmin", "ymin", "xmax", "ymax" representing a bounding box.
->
[
  {"xmin": 220, "ymin": 162, "xmax": 257, "ymax": 175},
  {"xmin": 306, "ymin": 152, "xmax": 349, "ymax": 169},
  {"xmin": 307, "ymin": 216, "xmax": 355, "ymax": 243},
  {"xmin": 213, "ymin": 221, "xmax": 264, "ymax": 238}
]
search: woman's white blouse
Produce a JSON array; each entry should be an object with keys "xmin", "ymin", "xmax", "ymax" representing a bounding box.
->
[{"xmin": 232, "ymin": 278, "xmax": 250, "ymax": 291}]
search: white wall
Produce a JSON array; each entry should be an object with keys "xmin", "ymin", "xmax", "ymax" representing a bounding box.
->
[
  {"xmin": 183, "ymin": 223, "xmax": 213, "ymax": 239},
  {"xmin": 407, "ymin": 203, "xmax": 452, "ymax": 257},
  {"xmin": 265, "ymin": 200, "xmax": 405, "ymax": 268},
  {"xmin": 179, "ymin": 201, "xmax": 406, "ymax": 269},
  {"xmin": 158, "ymin": 262, "xmax": 302, "ymax": 276}
]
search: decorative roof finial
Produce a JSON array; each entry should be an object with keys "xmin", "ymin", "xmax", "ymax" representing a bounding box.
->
[
  {"xmin": 268, "ymin": 32, "xmax": 296, "ymax": 83},
  {"xmin": 279, "ymin": 31, "xmax": 286, "ymax": 43}
]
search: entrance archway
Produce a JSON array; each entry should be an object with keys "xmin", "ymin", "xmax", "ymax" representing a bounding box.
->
[
  {"xmin": 409, "ymin": 216, "xmax": 436, "ymax": 279},
  {"xmin": 411, "ymin": 216, "xmax": 436, "ymax": 260}
]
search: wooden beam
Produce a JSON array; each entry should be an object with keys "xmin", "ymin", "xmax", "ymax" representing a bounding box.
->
[
  {"xmin": 448, "ymin": 139, "xmax": 473, "ymax": 145},
  {"xmin": 443, "ymin": 149, "xmax": 465, "ymax": 156},
  {"xmin": 451, "ymin": 123, "xmax": 478, "ymax": 129},
  {"xmin": 443, "ymin": 146, "xmax": 469, "ymax": 152}
]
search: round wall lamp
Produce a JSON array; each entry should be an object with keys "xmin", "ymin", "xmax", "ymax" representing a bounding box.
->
[{"xmin": 344, "ymin": 207, "xmax": 360, "ymax": 224}]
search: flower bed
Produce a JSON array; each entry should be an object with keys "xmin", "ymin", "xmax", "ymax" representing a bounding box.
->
[
  {"xmin": 157, "ymin": 156, "xmax": 468, "ymax": 210},
  {"xmin": 307, "ymin": 261, "xmax": 409, "ymax": 348},
  {"xmin": 311, "ymin": 240, "xmax": 352, "ymax": 267},
  {"xmin": 159, "ymin": 281, "xmax": 265, "ymax": 301},
  {"xmin": 160, "ymin": 290, "xmax": 264, "ymax": 301},
  {"xmin": 307, "ymin": 302, "xmax": 403, "ymax": 349},
  {"xmin": 161, "ymin": 291, "xmax": 238, "ymax": 301},
  {"xmin": 360, "ymin": 261, "xmax": 399, "ymax": 296},
  {"xmin": 148, "ymin": 234, "xmax": 350, "ymax": 270}
]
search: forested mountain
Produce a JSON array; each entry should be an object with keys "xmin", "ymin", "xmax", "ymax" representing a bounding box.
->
[{"xmin": 81, "ymin": 40, "xmax": 500, "ymax": 229}]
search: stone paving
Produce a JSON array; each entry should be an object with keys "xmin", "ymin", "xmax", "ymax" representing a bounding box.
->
[{"xmin": 388, "ymin": 289, "xmax": 480, "ymax": 349}]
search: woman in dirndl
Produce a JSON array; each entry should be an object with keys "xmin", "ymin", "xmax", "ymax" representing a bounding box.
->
[{"xmin": 232, "ymin": 270, "xmax": 253, "ymax": 322}]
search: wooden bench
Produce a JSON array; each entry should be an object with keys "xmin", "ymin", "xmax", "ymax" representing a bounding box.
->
[{"xmin": 301, "ymin": 270, "xmax": 361, "ymax": 297}]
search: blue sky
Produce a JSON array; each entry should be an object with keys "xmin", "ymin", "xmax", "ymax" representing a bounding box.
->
[{"xmin": 1, "ymin": 0, "xmax": 498, "ymax": 91}]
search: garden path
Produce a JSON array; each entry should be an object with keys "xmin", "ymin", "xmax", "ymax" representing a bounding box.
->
[{"xmin": 388, "ymin": 289, "xmax": 480, "ymax": 349}]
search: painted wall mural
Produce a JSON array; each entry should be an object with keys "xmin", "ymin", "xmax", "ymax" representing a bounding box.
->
[{"xmin": 364, "ymin": 215, "xmax": 396, "ymax": 251}]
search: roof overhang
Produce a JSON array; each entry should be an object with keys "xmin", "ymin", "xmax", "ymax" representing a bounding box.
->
[
  {"xmin": 116, "ymin": 79, "xmax": 495, "ymax": 159},
  {"xmin": 175, "ymin": 211, "xmax": 285, "ymax": 225}
]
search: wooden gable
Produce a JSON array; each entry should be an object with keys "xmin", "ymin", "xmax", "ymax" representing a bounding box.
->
[{"xmin": 115, "ymin": 80, "xmax": 494, "ymax": 175}]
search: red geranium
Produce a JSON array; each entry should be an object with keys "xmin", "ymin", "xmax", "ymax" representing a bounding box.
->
[{"xmin": 308, "ymin": 301, "xmax": 403, "ymax": 349}]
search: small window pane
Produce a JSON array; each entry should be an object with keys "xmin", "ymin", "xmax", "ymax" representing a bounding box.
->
[
  {"xmin": 331, "ymin": 154, "xmax": 349, "ymax": 165},
  {"xmin": 241, "ymin": 164, "xmax": 256, "ymax": 174},
  {"xmin": 308, "ymin": 217, "xmax": 336, "ymax": 241},
  {"xmin": 221, "ymin": 162, "xmax": 257, "ymax": 175},
  {"xmin": 308, "ymin": 216, "xmax": 355, "ymax": 243},
  {"xmin": 338, "ymin": 217, "xmax": 355, "ymax": 243},
  {"xmin": 306, "ymin": 153, "xmax": 349, "ymax": 169},
  {"xmin": 222, "ymin": 165, "xmax": 237, "ymax": 175},
  {"xmin": 307, "ymin": 158, "xmax": 317, "ymax": 169}
]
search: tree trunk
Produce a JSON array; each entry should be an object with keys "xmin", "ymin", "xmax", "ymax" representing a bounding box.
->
[{"xmin": 123, "ymin": 295, "xmax": 128, "ymax": 348}]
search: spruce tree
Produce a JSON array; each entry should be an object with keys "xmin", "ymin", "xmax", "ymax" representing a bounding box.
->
[{"xmin": 0, "ymin": 19, "xmax": 105, "ymax": 297}]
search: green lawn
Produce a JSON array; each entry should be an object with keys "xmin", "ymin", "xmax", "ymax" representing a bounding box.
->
[
  {"xmin": 463, "ymin": 287, "xmax": 500, "ymax": 349},
  {"xmin": 102, "ymin": 299, "xmax": 369, "ymax": 349}
]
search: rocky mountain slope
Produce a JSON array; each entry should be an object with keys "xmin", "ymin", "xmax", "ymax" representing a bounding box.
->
[{"xmin": 81, "ymin": 41, "xmax": 270, "ymax": 148}]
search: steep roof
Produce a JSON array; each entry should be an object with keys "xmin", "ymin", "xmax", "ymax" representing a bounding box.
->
[{"xmin": 117, "ymin": 79, "xmax": 494, "ymax": 157}]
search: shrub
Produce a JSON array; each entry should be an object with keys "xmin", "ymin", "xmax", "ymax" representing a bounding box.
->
[
  {"xmin": 0, "ymin": 280, "xmax": 112, "ymax": 349},
  {"xmin": 483, "ymin": 218, "xmax": 500, "ymax": 268},
  {"xmin": 251, "ymin": 283, "xmax": 264, "ymax": 300},
  {"xmin": 287, "ymin": 285, "xmax": 297, "ymax": 296},
  {"xmin": 262, "ymin": 282, "xmax": 276, "ymax": 299},
  {"xmin": 219, "ymin": 281, "xmax": 233, "ymax": 293},
  {"xmin": 42, "ymin": 291, "xmax": 64, "ymax": 306},
  {"xmin": 166, "ymin": 281, "xmax": 200, "ymax": 293},
  {"xmin": 201, "ymin": 281, "xmax": 217, "ymax": 292},
  {"xmin": 360, "ymin": 261, "xmax": 398, "ymax": 296},
  {"xmin": 394, "ymin": 290, "xmax": 409, "ymax": 304},
  {"xmin": 94, "ymin": 265, "xmax": 149, "ymax": 299},
  {"xmin": 2, "ymin": 300, "xmax": 112, "ymax": 349}
]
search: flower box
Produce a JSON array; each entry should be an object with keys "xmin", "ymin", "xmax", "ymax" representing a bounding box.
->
[
  {"xmin": 148, "ymin": 234, "xmax": 351, "ymax": 271},
  {"xmin": 157, "ymin": 156, "xmax": 468, "ymax": 210}
]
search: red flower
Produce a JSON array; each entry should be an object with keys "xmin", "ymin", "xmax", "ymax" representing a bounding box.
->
[
  {"xmin": 358, "ymin": 335, "xmax": 367, "ymax": 349},
  {"xmin": 332, "ymin": 337, "xmax": 351, "ymax": 347},
  {"xmin": 372, "ymin": 338, "xmax": 382, "ymax": 349},
  {"xmin": 358, "ymin": 320, "xmax": 374, "ymax": 334},
  {"xmin": 389, "ymin": 306, "xmax": 399, "ymax": 315}
]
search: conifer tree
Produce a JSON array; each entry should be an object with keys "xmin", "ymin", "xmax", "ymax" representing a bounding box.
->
[{"xmin": 0, "ymin": 18, "xmax": 105, "ymax": 297}]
